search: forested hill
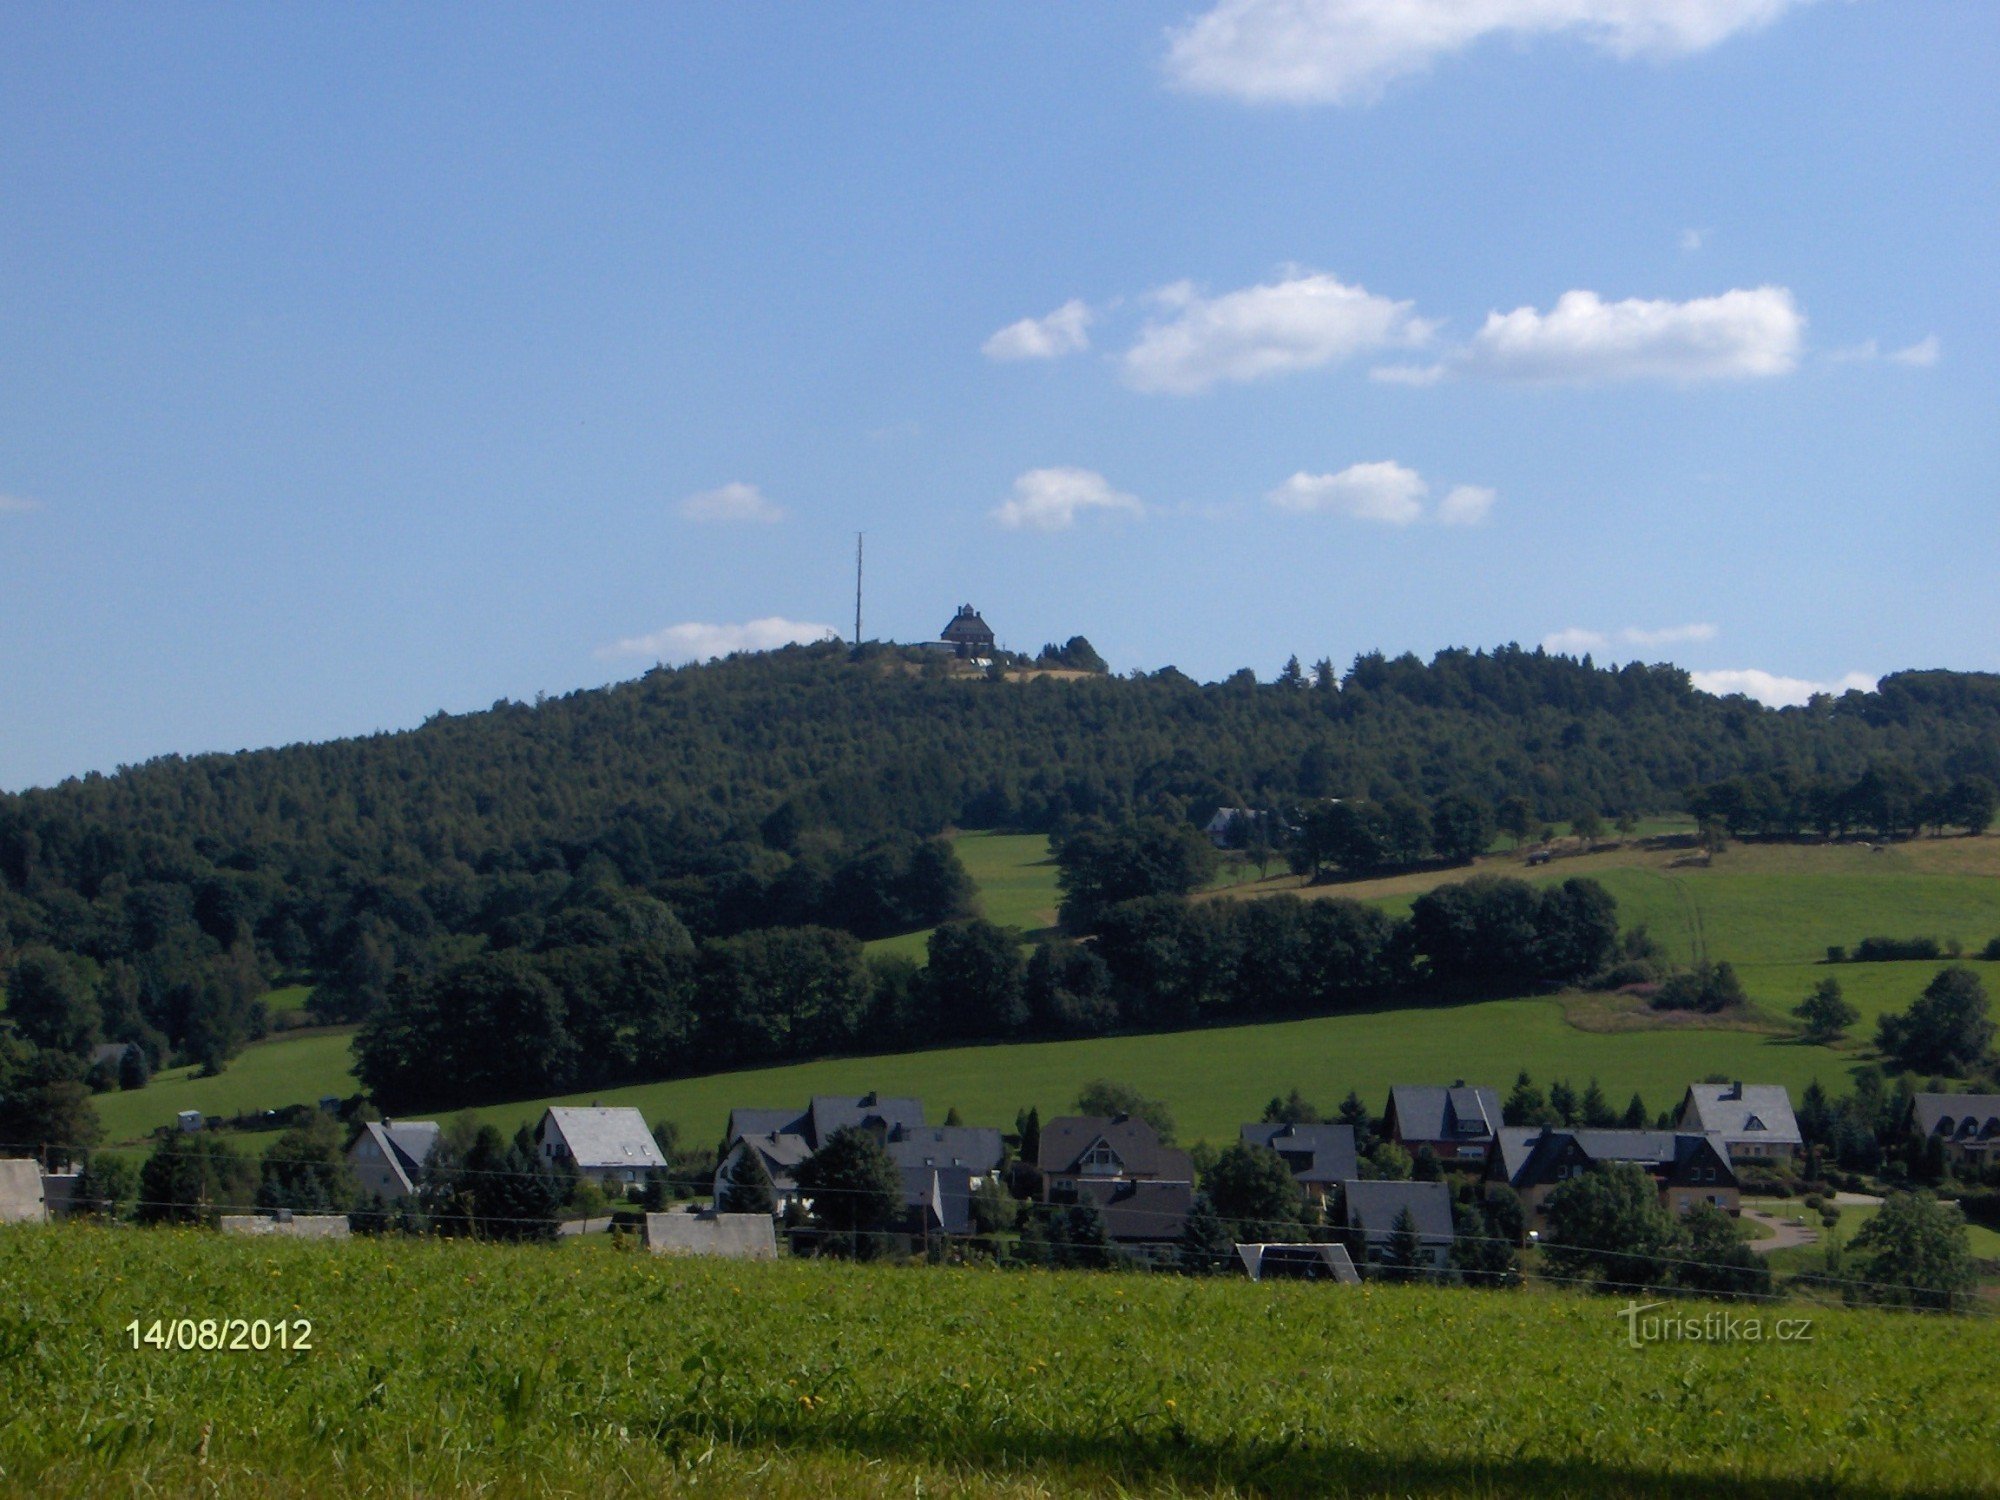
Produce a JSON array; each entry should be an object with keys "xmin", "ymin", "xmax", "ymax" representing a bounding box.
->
[{"xmin": 6, "ymin": 643, "xmax": 2000, "ymax": 1064}]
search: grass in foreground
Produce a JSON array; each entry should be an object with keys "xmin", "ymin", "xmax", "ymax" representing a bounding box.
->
[{"xmin": 1, "ymin": 1224, "xmax": 1994, "ymax": 1498}]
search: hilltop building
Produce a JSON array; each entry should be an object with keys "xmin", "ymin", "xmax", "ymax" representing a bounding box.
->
[{"xmin": 940, "ymin": 604, "xmax": 996, "ymax": 660}]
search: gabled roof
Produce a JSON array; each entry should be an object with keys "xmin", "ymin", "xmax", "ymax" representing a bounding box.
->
[
  {"xmin": 1682, "ymin": 1083, "xmax": 1803, "ymax": 1147},
  {"xmin": 1495, "ymin": 1127, "xmax": 1736, "ymax": 1191},
  {"xmin": 901, "ymin": 1164, "xmax": 979, "ymax": 1235},
  {"xmin": 349, "ymin": 1120, "xmax": 441, "ymax": 1197},
  {"xmin": 1911, "ymin": 1093, "xmax": 2000, "ymax": 1140},
  {"xmin": 1068, "ymin": 1178, "xmax": 1195, "ymax": 1242},
  {"xmin": 733, "ymin": 1130, "xmax": 814, "ymax": 1192},
  {"xmin": 1238, "ymin": 1122, "xmax": 1359, "ymax": 1185},
  {"xmin": 1341, "ymin": 1179, "xmax": 1455, "ymax": 1243},
  {"xmin": 726, "ymin": 1107, "xmax": 805, "ymax": 1146},
  {"xmin": 886, "ymin": 1126, "xmax": 1004, "ymax": 1176},
  {"xmin": 806, "ymin": 1095, "xmax": 927, "ymax": 1149},
  {"xmin": 539, "ymin": 1107, "xmax": 669, "ymax": 1172},
  {"xmin": 1387, "ymin": 1085, "xmax": 1502, "ymax": 1143},
  {"xmin": 1037, "ymin": 1115, "xmax": 1193, "ymax": 1181}
]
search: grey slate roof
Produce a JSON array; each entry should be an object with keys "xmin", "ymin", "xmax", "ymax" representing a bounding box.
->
[
  {"xmin": 807, "ymin": 1095, "xmax": 927, "ymax": 1149},
  {"xmin": 1492, "ymin": 1127, "xmax": 1736, "ymax": 1191},
  {"xmin": 902, "ymin": 1164, "xmax": 979, "ymax": 1235},
  {"xmin": 1387, "ymin": 1085, "xmax": 1503, "ymax": 1143},
  {"xmin": 1068, "ymin": 1178, "xmax": 1195, "ymax": 1242},
  {"xmin": 1238, "ymin": 1122, "xmax": 1359, "ymax": 1185},
  {"xmin": 1681, "ymin": 1083, "xmax": 1803, "ymax": 1147},
  {"xmin": 1037, "ymin": 1115, "xmax": 1194, "ymax": 1181},
  {"xmin": 1341, "ymin": 1179, "xmax": 1455, "ymax": 1244},
  {"xmin": 350, "ymin": 1120, "xmax": 442, "ymax": 1196},
  {"xmin": 886, "ymin": 1126, "xmax": 1004, "ymax": 1177},
  {"xmin": 539, "ymin": 1107, "xmax": 669, "ymax": 1173},
  {"xmin": 1911, "ymin": 1093, "xmax": 2000, "ymax": 1141},
  {"xmin": 733, "ymin": 1130, "xmax": 815, "ymax": 1192}
]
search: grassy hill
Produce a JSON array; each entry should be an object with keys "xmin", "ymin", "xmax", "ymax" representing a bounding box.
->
[
  {"xmin": 86, "ymin": 832, "xmax": 2000, "ymax": 1150},
  {"xmin": 3, "ymin": 1223, "xmax": 1994, "ymax": 1497}
]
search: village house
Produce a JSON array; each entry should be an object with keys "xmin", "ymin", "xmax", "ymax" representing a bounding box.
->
[
  {"xmin": 1907, "ymin": 1092, "xmax": 2000, "ymax": 1167},
  {"xmin": 347, "ymin": 1119, "xmax": 441, "ymax": 1201},
  {"xmin": 1678, "ymin": 1082, "xmax": 1802, "ymax": 1161},
  {"xmin": 1489, "ymin": 1127, "xmax": 1739, "ymax": 1227},
  {"xmin": 534, "ymin": 1106, "xmax": 668, "ymax": 1188},
  {"xmin": 1238, "ymin": 1121, "xmax": 1358, "ymax": 1205},
  {"xmin": 1383, "ymin": 1084, "xmax": 1504, "ymax": 1165},
  {"xmin": 1341, "ymin": 1179, "xmax": 1456, "ymax": 1271},
  {"xmin": 1037, "ymin": 1114, "xmax": 1196, "ymax": 1251}
]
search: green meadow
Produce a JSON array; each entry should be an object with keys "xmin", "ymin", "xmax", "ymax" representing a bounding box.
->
[
  {"xmin": 86, "ymin": 833, "xmax": 2000, "ymax": 1150},
  {"xmin": 2, "ymin": 1223, "xmax": 1995, "ymax": 1498}
]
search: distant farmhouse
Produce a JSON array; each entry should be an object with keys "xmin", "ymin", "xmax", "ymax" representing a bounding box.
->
[
  {"xmin": 1238, "ymin": 1122, "xmax": 1358, "ymax": 1206},
  {"xmin": 348, "ymin": 1119, "xmax": 441, "ymax": 1201},
  {"xmin": 1342, "ymin": 1179, "xmax": 1456, "ymax": 1270},
  {"xmin": 1489, "ymin": 1127, "xmax": 1739, "ymax": 1227},
  {"xmin": 1678, "ymin": 1083, "xmax": 1802, "ymax": 1162},
  {"xmin": 1384, "ymin": 1084, "xmax": 1504, "ymax": 1166},
  {"xmin": 1908, "ymin": 1092, "xmax": 2000, "ymax": 1167},
  {"xmin": 535, "ymin": 1107, "xmax": 668, "ymax": 1188},
  {"xmin": 1036, "ymin": 1113, "xmax": 1196, "ymax": 1253}
]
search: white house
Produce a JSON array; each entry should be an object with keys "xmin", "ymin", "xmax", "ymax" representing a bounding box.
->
[
  {"xmin": 534, "ymin": 1106, "xmax": 668, "ymax": 1188},
  {"xmin": 347, "ymin": 1119, "xmax": 441, "ymax": 1200},
  {"xmin": 1678, "ymin": 1083, "xmax": 1802, "ymax": 1161}
]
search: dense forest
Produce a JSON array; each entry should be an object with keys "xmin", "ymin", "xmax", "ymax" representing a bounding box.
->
[{"xmin": 4, "ymin": 641, "xmax": 2000, "ymax": 1084}]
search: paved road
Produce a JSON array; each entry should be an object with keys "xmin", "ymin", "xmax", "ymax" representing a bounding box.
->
[{"xmin": 1743, "ymin": 1205, "xmax": 1819, "ymax": 1255}]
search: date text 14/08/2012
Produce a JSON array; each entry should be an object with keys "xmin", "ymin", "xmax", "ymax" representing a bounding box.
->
[{"xmin": 126, "ymin": 1318, "xmax": 313, "ymax": 1352}]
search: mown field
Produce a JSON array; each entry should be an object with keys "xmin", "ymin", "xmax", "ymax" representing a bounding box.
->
[
  {"xmin": 86, "ymin": 833, "xmax": 2000, "ymax": 1150},
  {"xmin": 1, "ymin": 1223, "xmax": 1995, "ymax": 1498}
]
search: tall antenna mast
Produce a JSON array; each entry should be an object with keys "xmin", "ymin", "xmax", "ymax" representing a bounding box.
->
[{"xmin": 854, "ymin": 532, "xmax": 864, "ymax": 647}]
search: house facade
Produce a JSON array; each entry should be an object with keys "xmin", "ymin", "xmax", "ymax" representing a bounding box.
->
[
  {"xmin": 1383, "ymin": 1084, "xmax": 1504, "ymax": 1166},
  {"xmin": 1908, "ymin": 1093, "xmax": 2000, "ymax": 1167},
  {"xmin": 940, "ymin": 604, "xmax": 996, "ymax": 660},
  {"xmin": 347, "ymin": 1119, "xmax": 441, "ymax": 1201},
  {"xmin": 534, "ymin": 1106, "xmax": 668, "ymax": 1188},
  {"xmin": 1678, "ymin": 1083, "xmax": 1802, "ymax": 1161},
  {"xmin": 1489, "ymin": 1127, "xmax": 1739, "ymax": 1226},
  {"xmin": 1037, "ymin": 1114, "xmax": 1195, "ymax": 1249}
]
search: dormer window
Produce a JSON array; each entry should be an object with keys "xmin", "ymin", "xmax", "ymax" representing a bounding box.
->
[{"xmin": 1081, "ymin": 1141, "xmax": 1123, "ymax": 1176}]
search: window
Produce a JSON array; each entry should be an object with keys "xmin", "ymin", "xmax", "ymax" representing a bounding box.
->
[{"xmin": 1081, "ymin": 1141, "xmax": 1123, "ymax": 1176}]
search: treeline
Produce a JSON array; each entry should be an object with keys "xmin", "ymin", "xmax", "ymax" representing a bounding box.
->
[
  {"xmin": 353, "ymin": 873, "xmax": 1624, "ymax": 1110},
  {"xmin": 1687, "ymin": 766, "xmax": 1997, "ymax": 840},
  {"xmin": 8, "ymin": 642, "xmax": 2000, "ymax": 1074}
]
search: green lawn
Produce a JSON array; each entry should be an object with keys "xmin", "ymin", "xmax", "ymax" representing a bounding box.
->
[
  {"xmin": 4, "ymin": 1224, "xmax": 1996, "ymax": 1497},
  {"xmin": 261, "ymin": 984, "xmax": 315, "ymax": 1015},
  {"xmin": 92, "ymin": 1029, "xmax": 360, "ymax": 1146}
]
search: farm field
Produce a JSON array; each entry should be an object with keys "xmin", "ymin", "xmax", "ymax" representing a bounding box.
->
[
  {"xmin": 87, "ymin": 833, "xmax": 2000, "ymax": 1149},
  {"xmin": 2, "ymin": 1223, "xmax": 1996, "ymax": 1498}
]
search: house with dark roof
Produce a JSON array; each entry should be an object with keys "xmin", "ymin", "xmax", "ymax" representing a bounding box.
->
[
  {"xmin": 1238, "ymin": 1122, "xmax": 1358, "ymax": 1204},
  {"xmin": 1678, "ymin": 1082, "xmax": 1802, "ymax": 1161},
  {"xmin": 716, "ymin": 1095, "xmax": 1002, "ymax": 1233},
  {"xmin": 534, "ymin": 1107, "xmax": 669, "ymax": 1188},
  {"xmin": 1908, "ymin": 1093, "xmax": 2000, "ymax": 1166},
  {"xmin": 1067, "ymin": 1178, "xmax": 1195, "ymax": 1251},
  {"xmin": 1341, "ymin": 1179, "xmax": 1455, "ymax": 1270},
  {"xmin": 347, "ymin": 1119, "xmax": 441, "ymax": 1201},
  {"xmin": 1489, "ymin": 1126, "xmax": 1738, "ymax": 1227},
  {"xmin": 1383, "ymin": 1084, "xmax": 1504, "ymax": 1166},
  {"xmin": 1037, "ymin": 1115, "xmax": 1194, "ymax": 1200},
  {"xmin": 940, "ymin": 604, "xmax": 996, "ymax": 659}
]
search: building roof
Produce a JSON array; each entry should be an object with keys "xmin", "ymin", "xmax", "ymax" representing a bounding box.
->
[
  {"xmin": 807, "ymin": 1094, "xmax": 927, "ymax": 1148},
  {"xmin": 941, "ymin": 604, "xmax": 995, "ymax": 645},
  {"xmin": 1341, "ymin": 1180, "xmax": 1455, "ymax": 1244},
  {"xmin": 1911, "ymin": 1093, "xmax": 2000, "ymax": 1140},
  {"xmin": 1681, "ymin": 1083, "xmax": 1803, "ymax": 1147},
  {"xmin": 733, "ymin": 1130, "xmax": 815, "ymax": 1192},
  {"xmin": 1037, "ymin": 1115, "xmax": 1193, "ymax": 1182},
  {"xmin": 1493, "ymin": 1127, "xmax": 1736, "ymax": 1191},
  {"xmin": 1234, "ymin": 1242, "xmax": 1361, "ymax": 1283},
  {"xmin": 1238, "ymin": 1122, "xmax": 1359, "ymax": 1185},
  {"xmin": 1387, "ymin": 1085, "xmax": 1503, "ymax": 1143},
  {"xmin": 901, "ymin": 1164, "xmax": 979, "ymax": 1235},
  {"xmin": 539, "ymin": 1107, "xmax": 669, "ymax": 1172},
  {"xmin": 1068, "ymin": 1178, "xmax": 1195, "ymax": 1242},
  {"xmin": 886, "ymin": 1126, "xmax": 1004, "ymax": 1177},
  {"xmin": 349, "ymin": 1120, "xmax": 441, "ymax": 1196},
  {"xmin": 89, "ymin": 1042, "xmax": 138, "ymax": 1069}
]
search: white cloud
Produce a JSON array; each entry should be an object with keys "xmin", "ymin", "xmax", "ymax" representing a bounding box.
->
[
  {"xmin": 1437, "ymin": 484, "xmax": 1497, "ymax": 526},
  {"xmin": 1621, "ymin": 621, "xmax": 1718, "ymax": 646},
  {"xmin": 1268, "ymin": 461, "xmax": 1429, "ymax": 525},
  {"xmin": 1122, "ymin": 271, "xmax": 1432, "ymax": 394},
  {"xmin": 1543, "ymin": 627, "xmax": 1612, "ymax": 654},
  {"xmin": 1890, "ymin": 334, "xmax": 1940, "ymax": 367},
  {"xmin": 1453, "ymin": 286, "xmax": 1803, "ymax": 383},
  {"xmin": 1690, "ymin": 668, "xmax": 1877, "ymax": 708},
  {"xmin": 1544, "ymin": 621, "xmax": 1718, "ymax": 655},
  {"xmin": 1679, "ymin": 227, "xmax": 1707, "ymax": 252},
  {"xmin": 991, "ymin": 467, "xmax": 1143, "ymax": 531},
  {"xmin": 0, "ymin": 493, "xmax": 37, "ymax": 514},
  {"xmin": 677, "ymin": 482, "xmax": 787, "ymax": 524},
  {"xmin": 597, "ymin": 617, "xmax": 839, "ymax": 662},
  {"xmin": 982, "ymin": 299, "xmax": 1095, "ymax": 361},
  {"xmin": 1164, "ymin": 0, "xmax": 1817, "ymax": 106}
]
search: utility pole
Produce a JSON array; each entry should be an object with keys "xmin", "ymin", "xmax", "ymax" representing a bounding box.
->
[{"xmin": 854, "ymin": 532, "xmax": 863, "ymax": 647}]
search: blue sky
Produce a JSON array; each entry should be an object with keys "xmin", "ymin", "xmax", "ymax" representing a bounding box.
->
[{"xmin": 2, "ymin": 2, "xmax": 1995, "ymax": 790}]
